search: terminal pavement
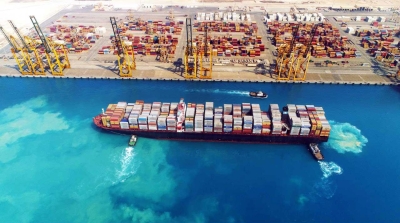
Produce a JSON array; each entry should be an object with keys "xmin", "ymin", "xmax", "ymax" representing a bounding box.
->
[{"xmin": 0, "ymin": 60, "xmax": 398, "ymax": 85}]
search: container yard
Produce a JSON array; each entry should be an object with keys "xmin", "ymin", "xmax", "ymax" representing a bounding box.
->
[
  {"xmin": 268, "ymin": 21, "xmax": 360, "ymax": 59},
  {"xmin": 93, "ymin": 98, "xmax": 331, "ymax": 144},
  {"xmin": 98, "ymin": 19, "xmax": 183, "ymax": 60},
  {"xmin": 0, "ymin": 2, "xmax": 399, "ymax": 80},
  {"xmin": 43, "ymin": 24, "xmax": 106, "ymax": 54}
]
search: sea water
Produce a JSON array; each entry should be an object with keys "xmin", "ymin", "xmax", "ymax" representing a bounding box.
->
[{"xmin": 0, "ymin": 78, "xmax": 399, "ymax": 223}]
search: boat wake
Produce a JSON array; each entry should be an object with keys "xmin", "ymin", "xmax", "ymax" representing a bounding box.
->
[
  {"xmin": 318, "ymin": 161, "xmax": 343, "ymax": 178},
  {"xmin": 185, "ymin": 89, "xmax": 249, "ymax": 96},
  {"xmin": 323, "ymin": 121, "xmax": 368, "ymax": 154},
  {"xmin": 115, "ymin": 147, "xmax": 137, "ymax": 184},
  {"xmin": 312, "ymin": 161, "xmax": 343, "ymax": 199}
]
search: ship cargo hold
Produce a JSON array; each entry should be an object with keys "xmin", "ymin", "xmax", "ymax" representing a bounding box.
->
[{"xmin": 93, "ymin": 98, "xmax": 331, "ymax": 144}]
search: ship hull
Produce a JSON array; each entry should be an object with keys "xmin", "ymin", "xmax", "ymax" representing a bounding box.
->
[{"xmin": 93, "ymin": 116, "xmax": 328, "ymax": 144}]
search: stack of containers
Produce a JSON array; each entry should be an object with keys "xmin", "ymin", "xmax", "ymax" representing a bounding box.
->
[
  {"xmin": 111, "ymin": 102, "xmax": 126, "ymax": 128},
  {"xmin": 314, "ymin": 107, "xmax": 331, "ymax": 137},
  {"xmin": 170, "ymin": 102, "xmax": 178, "ymax": 116},
  {"xmin": 242, "ymin": 103, "xmax": 251, "ymax": 116},
  {"xmin": 138, "ymin": 115, "xmax": 148, "ymax": 130},
  {"xmin": 157, "ymin": 116, "xmax": 167, "ymax": 130},
  {"xmin": 261, "ymin": 112, "xmax": 271, "ymax": 134},
  {"xmin": 161, "ymin": 103, "xmax": 170, "ymax": 116},
  {"xmin": 223, "ymin": 104, "xmax": 232, "ymax": 115},
  {"xmin": 243, "ymin": 116, "xmax": 253, "ymax": 133},
  {"xmin": 288, "ymin": 106, "xmax": 299, "ymax": 136},
  {"xmin": 252, "ymin": 104, "xmax": 262, "ymax": 134},
  {"xmin": 167, "ymin": 115, "xmax": 176, "ymax": 131},
  {"xmin": 195, "ymin": 104, "xmax": 204, "ymax": 132},
  {"xmin": 142, "ymin": 103, "xmax": 152, "ymax": 115},
  {"xmin": 204, "ymin": 102, "xmax": 214, "ymax": 132},
  {"xmin": 125, "ymin": 105, "xmax": 133, "ymax": 118},
  {"xmin": 233, "ymin": 104, "xmax": 241, "ymax": 117},
  {"xmin": 185, "ymin": 103, "xmax": 195, "ymax": 132},
  {"xmin": 306, "ymin": 105, "xmax": 317, "ymax": 136},
  {"xmin": 148, "ymin": 102, "xmax": 161, "ymax": 131},
  {"xmin": 128, "ymin": 113, "xmax": 138, "ymax": 129},
  {"xmin": 214, "ymin": 106, "xmax": 223, "ymax": 132},
  {"xmin": 270, "ymin": 104, "xmax": 282, "ymax": 134},
  {"xmin": 233, "ymin": 104, "xmax": 242, "ymax": 133},
  {"xmin": 296, "ymin": 105, "xmax": 311, "ymax": 136},
  {"xmin": 233, "ymin": 116, "xmax": 243, "ymax": 133},
  {"xmin": 148, "ymin": 115, "xmax": 158, "ymax": 130},
  {"xmin": 223, "ymin": 115, "xmax": 233, "ymax": 132},
  {"xmin": 195, "ymin": 115, "xmax": 204, "ymax": 132}
]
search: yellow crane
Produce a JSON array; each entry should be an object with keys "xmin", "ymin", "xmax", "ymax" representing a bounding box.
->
[
  {"xmin": 276, "ymin": 24, "xmax": 300, "ymax": 81},
  {"xmin": 296, "ymin": 24, "xmax": 319, "ymax": 81},
  {"xmin": 198, "ymin": 22, "xmax": 212, "ymax": 79},
  {"xmin": 0, "ymin": 26, "xmax": 32, "ymax": 75},
  {"xmin": 184, "ymin": 18, "xmax": 197, "ymax": 79},
  {"xmin": 110, "ymin": 16, "xmax": 136, "ymax": 77},
  {"xmin": 8, "ymin": 20, "xmax": 45, "ymax": 75},
  {"xmin": 30, "ymin": 15, "xmax": 70, "ymax": 76}
]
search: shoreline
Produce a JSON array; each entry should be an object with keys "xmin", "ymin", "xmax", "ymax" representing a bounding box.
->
[{"xmin": 1, "ymin": 73, "xmax": 398, "ymax": 85}]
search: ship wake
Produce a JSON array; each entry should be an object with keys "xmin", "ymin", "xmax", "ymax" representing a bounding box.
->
[
  {"xmin": 115, "ymin": 147, "xmax": 138, "ymax": 184},
  {"xmin": 323, "ymin": 121, "xmax": 368, "ymax": 154},
  {"xmin": 185, "ymin": 89, "xmax": 249, "ymax": 96},
  {"xmin": 312, "ymin": 161, "xmax": 343, "ymax": 199}
]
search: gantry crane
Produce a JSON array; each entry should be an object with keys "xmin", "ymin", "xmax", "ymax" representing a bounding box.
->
[
  {"xmin": 198, "ymin": 22, "xmax": 212, "ymax": 79},
  {"xmin": 9, "ymin": 20, "xmax": 45, "ymax": 75},
  {"xmin": 276, "ymin": 24, "xmax": 300, "ymax": 80},
  {"xmin": 110, "ymin": 16, "xmax": 135, "ymax": 77},
  {"xmin": 292, "ymin": 23, "xmax": 319, "ymax": 81},
  {"xmin": 184, "ymin": 18, "xmax": 197, "ymax": 79},
  {"xmin": 30, "ymin": 15, "xmax": 70, "ymax": 76},
  {"xmin": 0, "ymin": 26, "xmax": 32, "ymax": 74}
]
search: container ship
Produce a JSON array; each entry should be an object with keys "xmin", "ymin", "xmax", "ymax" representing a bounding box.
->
[{"xmin": 93, "ymin": 98, "xmax": 331, "ymax": 144}]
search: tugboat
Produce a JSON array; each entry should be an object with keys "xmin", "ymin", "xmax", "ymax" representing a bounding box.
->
[
  {"xmin": 308, "ymin": 143, "xmax": 324, "ymax": 161},
  {"xmin": 249, "ymin": 91, "xmax": 268, "ymax": 98},
  {"xmin": 128, "ymin": 135, "xmax": 137, "ymax": 147}
]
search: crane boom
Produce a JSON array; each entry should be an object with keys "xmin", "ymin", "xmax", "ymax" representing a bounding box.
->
[
  {"xmin": 110, "ymin": 17, "xmax": 124, "ymax": 56},
  {"xmin": 29, "ymin": 15, "xmax": 51, "ymax": 53},
  {"xmin": 0, "ymin": 26, "xmax": 33, "ymax": 74},
  {"xmin": 29, "ymin": 15, "xmax": 70, "ymax": 75},
  {"xmin": 8, "ymin": 20, "xmax": 30, "ymax": 51},
  {"xmin": 0, "ymin": 26, "xmax": 19, "ymax": 51},
  {"xmin": 186, "ymin": 18, "xmax": 193, "ymax": 56},
  {"xmin": 110, "ymin": 16, "xmax": 135, "ymax": 77}
]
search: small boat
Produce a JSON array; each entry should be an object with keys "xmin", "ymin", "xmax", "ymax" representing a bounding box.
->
[
  {"xmin": 128, "ymin": 135, "xmax": 137, "ymax": 146},
  {"xmin": 249, "ymin": 91, "xmax": 268, "ymax": 98},
  {"xmin": 308, "ymin": 143, "xmax": 324, "ymax": 161}
]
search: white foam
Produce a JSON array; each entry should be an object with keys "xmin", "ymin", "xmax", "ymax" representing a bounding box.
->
[
  {"xmin": 185, "ymin": 89, "xmax": 249, "ymax": 96},
  {"xmin": 318, "ymin": 161, "xmax": 343, "ymax": 178},
  {"xmin": 115, "ymin": 147, "xmax": 137, "ymax": 183},
  {"xmin": 323, "ymin": 121, "xmax": 368, "ymax": 154}
]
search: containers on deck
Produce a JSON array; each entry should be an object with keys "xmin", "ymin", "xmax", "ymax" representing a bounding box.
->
[{"xmin": 101, "ymin": 100, "xmax": 330, "ymax": 138}]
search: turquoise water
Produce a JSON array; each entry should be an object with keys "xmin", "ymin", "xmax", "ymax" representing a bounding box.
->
[{"xmin": 0, "ymin": 78, "xmax": 399, "ymax": 223}]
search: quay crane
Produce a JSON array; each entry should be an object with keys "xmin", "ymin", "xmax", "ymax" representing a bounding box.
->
[
  {"xmin": 293, "ymin": 23, "xmax": 320, "ymax": 81},
  {"xmin": 0, "ymin": 25, "xmax": 32, "ymax": 74},
  {"xmin": 184, "ymin": 17, "xmax": 197, "ymax": 79},
  {"xmin": 110, "ymin": 16, "xmax": 136, "ymax": 77},
  {"xmin": 8, "ymin": 20, "xmax": 44, "ymax": 75},
  {"xmin": 276, "ymin": 24, "xmax": 300, "ymax": 81},
  {"xmin": 198, "ymin": 22, "xmax": 212, "ymax": 79},
  {"xmin": 276, "ymin": 23, "xmax": 318, "ymax": 81},
  {"xmin": 29, "ymin": 15, "xmax": 70, "ymax": 76},
  {"xmin": 184, "ymin": 18, "xmax": 213, "ymax": 79}
]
